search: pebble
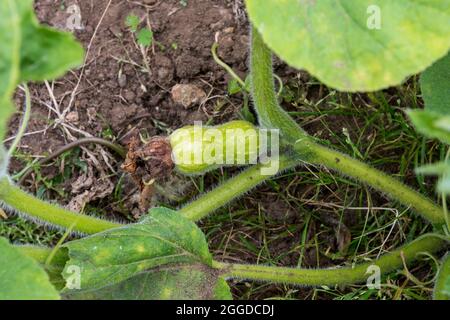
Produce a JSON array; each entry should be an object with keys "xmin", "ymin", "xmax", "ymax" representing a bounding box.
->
[
  {"xmin": 171, "ymin": 84, "xmax": 207, "ymax": 109},
  {"xmin": 118, "ymin": 74, "xmax": 127, "ymax": 88},
  {"xmin": 65, "ymin": 111, "xmax": 79, "ymax": 124}
]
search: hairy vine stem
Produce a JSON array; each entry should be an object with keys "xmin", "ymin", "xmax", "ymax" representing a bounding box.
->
[
  {"xmin": 0, "ymin": 177, "xmax": 120, "ymax": 234},
  {"xmin": 250, "ymin": 28, "xmax": 309, "ymax": 144},
  {"xmin": 214, "ymin": 234, "xmax": 448, "ymax": 286},
  {"xmin": 180, "ymin": 156, "xmax": 297, "ymax": 221},
  {"xmin": 250, "ymin": 26, "xmax": 445, "ymax": 227},
  {"xmin": 17, "ymin": 234, "xmax": 447, "ymax": 288},
  {"xmin": 302, "ymin": 142, "xmax": 445, "ymax": 225}
]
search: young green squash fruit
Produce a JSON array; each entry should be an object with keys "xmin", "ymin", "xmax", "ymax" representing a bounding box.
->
[{"xmin": 170, "ymin": 120, "xmax": 260, "ymax": 175}]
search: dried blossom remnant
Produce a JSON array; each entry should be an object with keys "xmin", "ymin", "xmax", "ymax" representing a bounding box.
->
[
  {"xmin": 121, "ymin": 135, "xmax": 174, "ymax": 213},
  {"xmin": 140, "ymin": 136, "xmax": 174, "ymax": 179},
  {"xmin": 122, "ymin": 136, "xmax": 174, "ymax": 178},
  {"xmin": 121, "ymin": 136, "xmax": 140, "ymax": 176}
]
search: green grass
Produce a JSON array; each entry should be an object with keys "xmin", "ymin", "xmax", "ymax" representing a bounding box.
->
[
  {"xmin": 0, "ymin": 76, "xmax": 446, "ymax": 300},
  {"xmin": 0, "ymin": 215, "xmax": 64, "ymax": 246}
]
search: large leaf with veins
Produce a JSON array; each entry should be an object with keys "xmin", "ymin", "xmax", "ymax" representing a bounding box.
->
[{"xmin": 245, "ymin": 0, "xmax": 450, "ymax": 92}]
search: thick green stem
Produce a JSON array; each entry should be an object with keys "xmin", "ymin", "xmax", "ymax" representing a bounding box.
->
[
  {"xmin": 215, "ymin": 234, "xmax": 448, "ymax": 286},
  {"xmin": 180, "ymin": 156, "xmax": 297, "ymax": 221},
  {"xmin": 0, "ymin": 177, "xmax": 121, "ymax": 234},
  {"xmin": 302, "ymin": 142, "xmax": 446, "ymax": 226},
  {"xmin": 434, "ymin": 253, "xmax": 450, "ymax": 299},
  {"xmin": 250, "ymin": 26, "xmax": 445, "ymax": 226},
  {"xmin": 250, "ymin": 26, "xmax": 308, "ymax": 144}
]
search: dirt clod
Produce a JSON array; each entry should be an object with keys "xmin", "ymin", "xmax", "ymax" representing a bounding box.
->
[
  {"xmin": 171, "ymin": 84, "xmax": 207, "ymax": 109},
  {"xmin": 65, "ymin": 111, "xmax": 80, "ymax": 124}
]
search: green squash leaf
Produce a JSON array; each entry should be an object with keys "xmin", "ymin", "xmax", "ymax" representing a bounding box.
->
[
  {"xmin": 0, "ymin": 237, "xmax": 59, "ymax": 300},
  {"xmin": 411, "ymin": 52, "xmax": 450, "ymax": 195},
  {"xmin": 20, "ymin": 26, "xmax": 84, "ymax": 82},
  {"xmin": 245, "ymin": 0, "xmax": 450, "ymax": 92},
  {"xmin": 64, "ymin": 265, "xmax": 232, "ymax": 300},
  {"xmin": 13, "ymin": 0, "xmax": 84, "ymax": 82},
  {"xmin": 62, "ymin": 208, "xmax": 213, "ymax": 291},
  {"xmin": 408, "ymin": 110, "xmax": 450, "ymax": 145},
  {"xmin": 214, "ymin": 277, "xmax": 233, "ymax": 300},
  {"xmin": 420, "ymin": 53, "xmax": 450, "ymax": 115},
  {"xmin": 409, "ymin": 109, "xmax": 450, "ymax": 194},
  {"xmin": 0, "ymin": 1, "xmax": 21, "ymax": 142},
  {"xmin": 0, "ymin": 0, "xmax": 83, "ymax": 172},
  {"xmin": 434, "ymin": 254, "xmax": 450, "ymax": 300}
]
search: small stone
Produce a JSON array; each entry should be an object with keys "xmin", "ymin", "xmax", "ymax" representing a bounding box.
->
[
  {"xmin": 171, "ymin": 84, "xmax": 207, "ymax": 109},
  {"xmin": 65, "ymin": 111, "xmax": 79, "ymax": 124},
  {"xmin": 118, "ymin": 73, "xmax": 127, "ymax": 88},
  {"xmin": 223, "ymin": 27, "xmax": 235, "ymax": 34}
]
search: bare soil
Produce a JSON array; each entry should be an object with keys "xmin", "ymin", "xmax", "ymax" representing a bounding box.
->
[{"xmin": 9, "ymin": 0, "xmax": 254, "ymax": 216}]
